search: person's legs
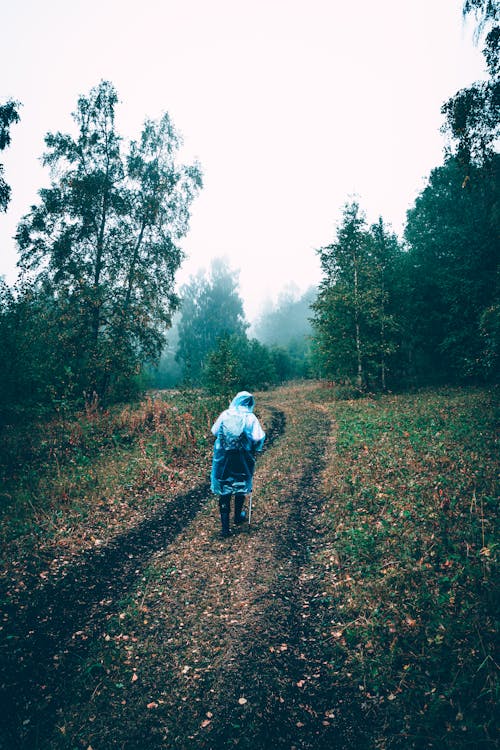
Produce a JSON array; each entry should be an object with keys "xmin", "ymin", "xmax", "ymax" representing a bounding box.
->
[
  {"xmin": 234, "ymin": 493, "xmax": 246, "ymax": 524},
  {"xmin": 219, "ymin": 494, "xmax": 231, "ymax": 537}
]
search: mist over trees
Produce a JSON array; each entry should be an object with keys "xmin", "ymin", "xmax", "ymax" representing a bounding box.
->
[
  {"xmin": 251, "ymin": 285, "xmax": 315, "ymax": 378},
  {"xmin": 252, "ymin": 284, "xmax": 314, "ymax": 346},
  {"xmin": 175, "ymin": 259, "xmax": 247, "ymax": 384},
  {"xmin": 164, "ymin": 260, "xmax": 307, "ymax": 394},
  {"xmin": 0, "ymin": 1, "xmax": 497, "ymax": 418}
]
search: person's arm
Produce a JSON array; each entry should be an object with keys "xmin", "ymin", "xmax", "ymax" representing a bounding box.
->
[
  {"xmin": 253, "ymin": 436, "xmax": 265, "ymax": 452},
  {"xmin": 211, "ymin": 413, "xmax": 223, "ymax": 437},
  {"xmin": 248, "ymin": 415, "xmax": 265, "ymax": 451}
]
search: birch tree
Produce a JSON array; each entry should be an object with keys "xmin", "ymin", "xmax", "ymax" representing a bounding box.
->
[
  {"xmin": 368, "ymin": 218, "xmax": 401, "ymax": 390},
  {"xmin": 312, "ymin": 202, "xmax": 370, "ymax": 387},
  {"xmin": 16, "ymin": 81, "xmax": 202, "ymax": 401}
]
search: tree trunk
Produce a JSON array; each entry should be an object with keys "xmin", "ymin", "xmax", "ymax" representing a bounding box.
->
[
  {"xmin": 380, "ymin": 287, "xmax": 387, "ymax": 391},
  {"xmin": 354, "ymin": 264, "xmax": 363, "ymax": 388},
  {"xmin": 123, "ymin": 220, "xmax": 146, "ymax": 312},
  {"xmin": 91, "ymin": 183, "xmax": 109, "ymax": 347}
]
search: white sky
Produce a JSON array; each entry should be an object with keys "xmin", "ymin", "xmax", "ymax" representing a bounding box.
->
[{"xmin": 0, "ymin": 0, "xmax": 487, "ymax": 320}]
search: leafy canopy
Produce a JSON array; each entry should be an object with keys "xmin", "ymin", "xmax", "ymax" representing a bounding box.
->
[{"xmin": 14, "ymin": 80, "xmax": 202, "ymax": 403}]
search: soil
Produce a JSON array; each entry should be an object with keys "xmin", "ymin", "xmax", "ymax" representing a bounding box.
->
[{"xmin": 0, "ymin": 395, "xmax": 370, "ymax": 749}]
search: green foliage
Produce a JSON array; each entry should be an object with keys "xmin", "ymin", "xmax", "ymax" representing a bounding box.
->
[
  {"xmin": 480, "ymin": 300, "xmax": 500, "ymax": 376},
  {"xmin": 0, "ymin": 98, "xmax": 21, "ymax": 211},
  {"xmin": 202, "ymin": 332, "xmax": 280, "ymax": 396},
  {"xmin": 404, "ymin": 155, "xmax": 499, "ymax": 383},
  {"xmin": 441, "ymin": 80, "xmax": 499, "ymax": 168},
  {"xmin": 312, "ymin": 201, "xmax": 369, "ymax": 385},
  {"xmin": 0, "ymin": 278, "xmax": 74, "ymax": 421},
  {"xmin": 202, "ymin": 333, "xmax": 243, "ymax": 399},
  {"xmin": 463, "ymin": 0, "xmax": 499, "ymax": 27},
  {"xmin": 312, "ymin": 153, "xmax": 498, "ymax": 390},
  {"xmin": 13, "ymin": 80, "xmax": 202, "ymax": 405}
]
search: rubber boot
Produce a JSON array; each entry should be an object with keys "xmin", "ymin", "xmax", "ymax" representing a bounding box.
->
[
  {"xmin": 234, "ymin": 494, "xmax": 246, "ymax": 525},
  {"xmin": 220, "ymin": 510, "xmax": 230, "ymax": 537},
  {"xmin": 219, "ymin": 495, "xmax": 231, "ymax": 537}
]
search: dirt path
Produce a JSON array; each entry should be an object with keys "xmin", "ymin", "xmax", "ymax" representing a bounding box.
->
[
  {"xmin": 0, "ymin": 391, "xmax": 367, "ymax": 749},
  {"xmin": 198, "ymin": 398, "xmax": 368, "ymax": 750}
]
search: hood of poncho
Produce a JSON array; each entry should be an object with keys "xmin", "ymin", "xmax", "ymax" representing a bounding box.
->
[{"xmin": 229, "ymin": 391, "xmax": 255, "ymax": 413}]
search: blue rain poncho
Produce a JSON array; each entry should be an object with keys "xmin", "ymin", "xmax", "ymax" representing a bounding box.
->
[{"xmin": 210, "ymin": 391, "xmax": 266, "ymax": 495}]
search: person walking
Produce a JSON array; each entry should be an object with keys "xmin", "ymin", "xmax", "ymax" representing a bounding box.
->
[{"xmin": 210, "ymin": 391, "xmax": 266, "ymax": 537}]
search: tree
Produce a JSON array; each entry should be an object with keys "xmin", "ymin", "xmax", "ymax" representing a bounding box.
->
[
  {"xmin": 367, "ymin": 219, "xmax": 402, "ymax": 390},
  {"xmin": 0, "ymin": 278, "xmax": 72, "ymax": 420},
  {"xmin": 312, "ymin": 202, "xmax": 372, "ymax": 387},
  {"xmin": 312, "ymin": 204, "xmax": 405, "ymax": 389},
  {"xmin": 16, "ymin": 81, "xmax": 202, "ymax": 402},
  {"xmin": 202, "ymin": 332, "xmax": 279, "ymax": 397},
  {"xmin": 176, "ymin": 258, "xmax": 247, "ymax": 384},
  {"xmin": 244, "ymin": 338, "xmax": 278, "ymax": 388},
  {"xmin": 202, "ymin": 334, "xmax": 243, "ymax": 398},
  {"xmin": 404, "ymin": 155, "xmax": 499, "ymax": 382},
  {"xmin": 441, "ymin": 0, "xmax": 499, "ymax": 173},
  {"xmin": 0, "ymin": 99, "xmax": 21, "ymax": 212},
  {"xmin": 463, "ymin": 0, "xmax": 498, "ymax": 36}
]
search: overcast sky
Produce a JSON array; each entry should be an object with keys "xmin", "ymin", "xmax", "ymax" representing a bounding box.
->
[{"xmin": 0, "ymin": 0, "xmax": 486, "ymax": 320}]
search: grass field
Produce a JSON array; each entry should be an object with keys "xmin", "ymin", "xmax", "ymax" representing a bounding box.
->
[
  {"xmin": 0, "ymin": 384, "xmax": 497, "ymax": 749},
  {"xmin": 315, "ymin": 386, "xmax": 498, "ymax": 747}
]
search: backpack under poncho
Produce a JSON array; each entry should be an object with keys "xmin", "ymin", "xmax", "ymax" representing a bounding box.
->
[{"xmin": 218, "ymin": 411, "xmax": 247, "ymax": 451}]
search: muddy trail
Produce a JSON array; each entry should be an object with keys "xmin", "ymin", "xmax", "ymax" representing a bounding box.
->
[
  {"xmin": 0, "ymin": 408, "xmax": 286, "ymax": 750},
  {"xmin": 0, "ymin": 397, "xmax": 368, "ymax": 749},
  {"xmin": 196, "ymin": 403, "xmax": 368, "ymax": 750},
  {"xmin": 0, "ymin": 483, "xmax": 213, "ymax": 749}
]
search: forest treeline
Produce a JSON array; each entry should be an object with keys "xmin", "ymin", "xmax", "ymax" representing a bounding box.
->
[
  {"xmin": 311, "ymin": 154, "xmax": 499, "ymax": 392},
  {"xmin": 0, "ymin": 0, "xmax": 498, "ymax": 422}
]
